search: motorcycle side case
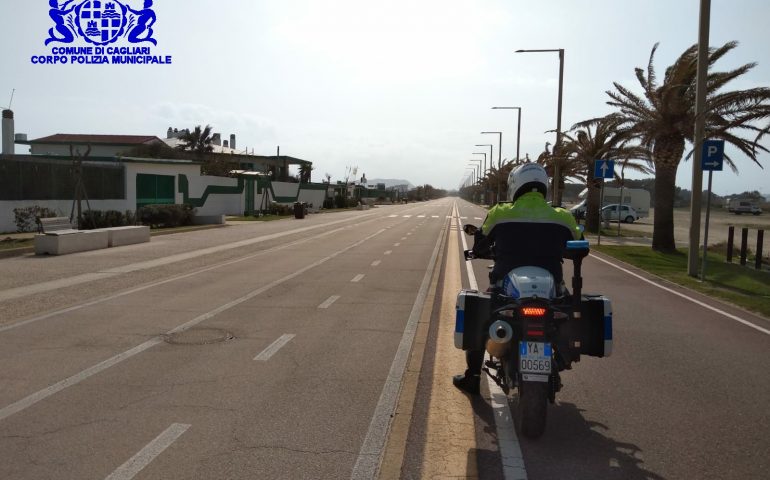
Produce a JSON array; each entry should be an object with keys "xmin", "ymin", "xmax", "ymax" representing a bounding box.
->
[
  {"xmin": 455, "ymin": 290, "xmax": 492, "ymax": 351},
  {"xmin": 577, "ymin": 294, "xmax": 613, "ymax": 357}
]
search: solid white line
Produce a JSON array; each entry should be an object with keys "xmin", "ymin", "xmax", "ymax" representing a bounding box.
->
[
  {"xmin": 351, "ymin": 214, "xmax": 449, "ymax": 480},
  {"xmin": 254, "ymin": 334, "xmax": 296, "ymax": 361},
  {"xmin": 384, "ymin": 250, "xmax": 392, "ymax": 255},
  {"xmin": 351, "ymin": 274, "xmax": 365, "ymax": 283},
  {"xmin": 371, "ymin": 260, "xmax": 381, "ymax": 267},
  {"xmin": 590, "ymin": 254, "xmax": 770, "ymax": 336},
  {"xmin": 455, "ymin": 202, "xmax": 526, "ymax": 480},
  {"xmin": 0, "ymin": 229, "xmax": 387, "ymax": 423},
  {"xmin": 318, "ymin": 295, "xmax": 341, "ymax": 309},
  {"xmin": 104, "ymin": 423, "xmax": 191, "ymax": 480}
]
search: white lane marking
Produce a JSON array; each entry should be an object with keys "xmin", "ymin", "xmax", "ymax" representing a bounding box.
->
[
  {"xmin": 591, "ymin": 254, "xmax": 770, "ymax": 336},
  {"xmin": 351, "ymin": 274, "xmax": 365, "ymax": 283},
  {"xmin": 254, "ymin": 334, "xmax": 296, "ymax": 361},
  {"xmin": 388, "ymin": 215, "xmax": 398, "ymax": 218},
  {"xmin": 393, "ymin": 243, "xmax": 400, "ymax": 247},
  {"xmin": 460, "ymin": 216, "xmax": 468, "ymax": 219},
  {"xmin": 105, "ymin": 423, "xmax": 191, "ymax": 480},
  {"xmin": 403, "ymin": 215, "xmax": 412, "ymax": 218},
  {"xmin": 432, "ymin": 215, "xmax": 439, "ymax": 218},
  {"xmin": 417, "ymin": 215, "xmax": 426, "ymax": 218},
  {"xmin": 0, "ymin": 229, "xmax": 387, "ymax": 423},
  {"xmin": 401, "ymin": 237, "xmax": 407, "ymax": 241},
  {"xmin": 0, "ymin": 213, "xmax": 380, "ymax": 304},
  {"xmin": 384, "ymin": 250, "xmax": 392, "ymax": 255},
  {"xmin": 351, "ymin": 214, "xmax": 449, "ymax": 480},
  {"xmin": 371, "ymin": 260, "xmax": 382, "ymax": 267},
  {"xmin": 474, "ymin": 217, "xmax": 483, "ymax": 220},
  {"xmin": 318, "ymin": 295, "xmax": 341, "ymax": 309},
  {"xmin": 406, "ymin": 233, "xmax": 412, "ymax": 236},
  {"xmin": 0, "ymin": 216, "xmax": 383, "ymax": 334},
  {"xmin": 455, "ymin": 202, "xmax": 526, "ymax": 480}
]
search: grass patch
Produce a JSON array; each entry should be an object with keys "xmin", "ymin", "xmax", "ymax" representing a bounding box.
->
[
  {"xmin": 0, "ymin": 237, "xmax": 33, "ymax": 251},
  {"xmin": 593, "ymin": 245, "xmax": 770, "ymax": 317}
]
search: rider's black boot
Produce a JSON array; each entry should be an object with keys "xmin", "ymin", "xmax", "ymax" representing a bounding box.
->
[{"xmin": 452, "ymin": 372, "xmax": 481, "ymax": 395}]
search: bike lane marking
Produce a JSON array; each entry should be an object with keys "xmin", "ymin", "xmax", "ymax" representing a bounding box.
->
[
  {"xmin": 456, "ymin": 202, "xmax": 528, "ymax": 480},
  {"xmin": 105, "ymin": 423, "xmax": 191, "ymax": 480}
]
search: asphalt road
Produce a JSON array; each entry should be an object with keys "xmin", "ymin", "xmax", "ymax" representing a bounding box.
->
[
  {"xmin": 453, "ymin": 199, "xmax": 770, "ymax": 480},
  {"xmin": 2, "ymin": 198, "xmax": 768, "ymax": 479},
  {"xmin": 0, "ymin": 201, "xmax": 453, "ymax": 479}
]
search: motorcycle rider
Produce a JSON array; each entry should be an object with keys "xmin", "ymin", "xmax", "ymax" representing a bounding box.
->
[{"xmin": 453, "ymin": 162, "xmax": 582, "ymax": 395}]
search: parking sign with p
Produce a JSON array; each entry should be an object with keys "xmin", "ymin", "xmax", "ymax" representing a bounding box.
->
[{"xmin": 701, "ymin": 139, "xmax": 725, "ymax": 171}]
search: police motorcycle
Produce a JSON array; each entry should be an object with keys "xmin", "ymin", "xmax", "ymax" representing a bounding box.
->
[{"xmin": 455, "ymin": 226, "xmax": 612, "ymax": 439}]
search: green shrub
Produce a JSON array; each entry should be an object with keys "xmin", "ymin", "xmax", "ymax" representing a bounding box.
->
[
  {"xmin": 137, "ymin": 204, "xmax": 194, "ymax": 228},
  {"xmin": 80, "ymin": 209, "xmax": 135, "ymax": 229},
  {"xmin": 13, "ymin": 206, "xmax": 58, "ymax": 232},
  {"xmin": 267, "ymin": 203, "xmax": 292, "ymax": 216}
]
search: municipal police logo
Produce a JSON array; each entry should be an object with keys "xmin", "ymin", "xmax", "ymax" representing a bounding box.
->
[
  {"xmin": 76, "ymin": 1, "xmax": 127, "ymax": 45},
  {"xmin": 45, "ymin": 0, "xmax": 157, "ymax": 46}
]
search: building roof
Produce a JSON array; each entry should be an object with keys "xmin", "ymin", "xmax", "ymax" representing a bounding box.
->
[{"xmin": 23, "ymin": 134, "xmax": 163, "ymax": 145}]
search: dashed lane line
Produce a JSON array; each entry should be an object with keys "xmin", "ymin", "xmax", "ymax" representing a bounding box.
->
[
  {"xmin": 254, "ymin": 334, "xmax": 296, "ymax": 361},
  {"xmin": 105, "ymin": 423, "xmax": 191, "ymax": 480},
  {"xmin": 351, "ymin": 274, "xmax": 365, "ymax": 283},
  {"xmin": 371, "ymin": 260, "xmax": 382, "ymax": 267},
  {"xmin": 318, "ymin": 295, "xmax": 341, "ymax": 309}
]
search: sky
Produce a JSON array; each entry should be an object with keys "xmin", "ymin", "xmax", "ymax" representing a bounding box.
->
[{"xmin": 1, "ymin": 0, "xmax": 769, "ymax": 196}]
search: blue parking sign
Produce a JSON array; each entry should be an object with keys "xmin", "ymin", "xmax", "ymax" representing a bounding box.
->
[
  {"xmin": 701, "ymin": 140, "xmax": 724, "ymax": 171},
  {"xmin": 594, "ymin": 160, "xmax": 615, "ymax": 179}
]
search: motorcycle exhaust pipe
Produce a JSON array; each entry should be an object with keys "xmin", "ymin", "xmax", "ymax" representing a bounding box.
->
[{"xmin": 486, "ymin": 320, "xmax": 513, "ymax": 358}]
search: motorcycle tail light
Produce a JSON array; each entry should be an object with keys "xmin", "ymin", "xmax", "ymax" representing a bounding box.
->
[{"xmin": 521, "ymin": 306, "xmax": 547, "ymax": 317}]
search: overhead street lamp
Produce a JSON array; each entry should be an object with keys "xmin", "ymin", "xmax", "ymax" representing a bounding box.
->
[
  {"xmin": 492, "ymin": 107, "xmax": 522, "ymax": 164},
  {"xmin": 469, "ymin": 158, "xmax": 482, "ymax": 179},
  {"xmin": 515, "ymin": 48, "xmax": 564, "ymax": 204}
]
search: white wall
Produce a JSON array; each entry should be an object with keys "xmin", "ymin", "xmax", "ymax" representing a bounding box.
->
[
  {"xmin": 271, "ymin": 182, "xmax": 300, "ymax": 199},
  {"xmin": 0, "ymin": 199, "xmax": 130, "ymax": 233},
  {"xmin": 297, "ymin": 189, "xmax": 326, "ymax": 212},
  {"xmin": 124, "ymin": 162, "xmax": 200, "ymax": 205},
  {"xmin": 187, "ymin": 175, "xmax": 242, "ymax": 216}
]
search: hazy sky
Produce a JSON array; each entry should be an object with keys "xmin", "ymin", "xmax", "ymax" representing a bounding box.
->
[{"xmin": 1, "ymin": 0, "xmax": 769, "ymax": 195}]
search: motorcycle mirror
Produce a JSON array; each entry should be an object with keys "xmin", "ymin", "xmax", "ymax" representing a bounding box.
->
[
  {"xmin": 463, "ymin": 224, "xmax": 478, "ymax": 235},
  {"xmin": 577, "ymin": 224, "xmax": 585, "ymax": 233}
]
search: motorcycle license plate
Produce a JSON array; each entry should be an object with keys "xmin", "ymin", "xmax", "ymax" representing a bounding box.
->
[{"xmin": 519, "ymin": 341, "xmax": 552, "ymax": 375}]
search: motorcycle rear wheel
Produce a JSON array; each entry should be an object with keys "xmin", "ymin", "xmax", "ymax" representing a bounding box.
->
[{"xmin": 514, "ymin": 382, "xmax": 548, "ymax": 438}]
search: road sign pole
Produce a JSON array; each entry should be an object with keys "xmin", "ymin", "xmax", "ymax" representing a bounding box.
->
[
  {"xmin": 700, "ymin": 170, "xmax": 714, "ymax": 281},
  {"xmin": 598, "ymin": 180, "xmax": 604, "ymax": 246}
]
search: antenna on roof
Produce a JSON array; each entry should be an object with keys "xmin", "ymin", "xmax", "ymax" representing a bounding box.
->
[{"xmin": 7, "ymin": 89, "xmax": 15, "ymax": 109}]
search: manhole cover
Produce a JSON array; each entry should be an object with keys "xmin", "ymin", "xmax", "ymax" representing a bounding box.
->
[{"xmin": 163, "ymin": 328, "xmax": 234, "ymax": 345}]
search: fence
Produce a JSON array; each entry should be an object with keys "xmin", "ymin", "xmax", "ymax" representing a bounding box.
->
[{"xmin": 726, "ymin": 226, "xmax": 767, "ymax": 270}]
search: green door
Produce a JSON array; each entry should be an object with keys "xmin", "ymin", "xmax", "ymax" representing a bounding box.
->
[{"xmin": 136, "ymin": 174, "xmax": 175, "ymax": 209}]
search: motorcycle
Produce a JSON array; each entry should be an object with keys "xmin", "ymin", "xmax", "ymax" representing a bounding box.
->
[{"xmin": 455, "ymin": 224, "xmax": 612, "ymax": 438}]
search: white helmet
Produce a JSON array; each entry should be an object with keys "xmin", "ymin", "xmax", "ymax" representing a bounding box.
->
[{"xmin": 507, "ymin": 163, "xmax": 549, "ymax": 201}]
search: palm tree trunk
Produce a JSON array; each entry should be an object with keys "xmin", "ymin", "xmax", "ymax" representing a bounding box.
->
[{"xmin": 651, "ymin": 136, "xmax": 685, "ymax": 252}]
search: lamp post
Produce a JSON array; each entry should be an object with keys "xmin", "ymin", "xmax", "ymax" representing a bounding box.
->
[
  {"xmin": 515, "ymin": 48, "xmax": 564, "ymax": 204},
  {"xmin": 481, "ymin": 132, "xmax": 502, "ymax": 202},
  {"xmin": 492, "ymin": 107, "xmax": 522, "ymax": 164}
]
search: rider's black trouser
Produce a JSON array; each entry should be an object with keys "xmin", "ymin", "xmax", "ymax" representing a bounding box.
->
[{"xmin": 466, "ymin": 349, "xmax": 484, "ymax": 376}]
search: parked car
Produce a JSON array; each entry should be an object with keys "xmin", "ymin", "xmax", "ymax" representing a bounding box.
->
[{"xmin": 601, "ymin": 204, "xmax": 639, "ymax": 223}]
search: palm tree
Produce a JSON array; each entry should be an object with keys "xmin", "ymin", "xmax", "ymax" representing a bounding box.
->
[
  {"xmin": 604, "ymin": 41, "xmax": 770, "ymax": 252},
  {"xmin": 536, "ymin": 142, "xmax": 583, "ymax": 207},
  {"xmin": 563, "ymin": 116, "xmax": 652, "ymax": 232},
  {"xmin": 298, "ymin": 163, "xmax": 314, "ymax": 183},
  {"xmin": 177, "ymin": 125, "xmax": 215, "ymax": 156},
  {"xmin": 483, "ymin": 159, "xmax": 516, "ymax": 203}
]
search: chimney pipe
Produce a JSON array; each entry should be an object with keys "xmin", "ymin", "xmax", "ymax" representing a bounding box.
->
[
  {"xmin": 2, "ymin": 109, "xmax": 14, "ymax": 155},
  {"xmin": 230, "ymin": 134, "xmax": 236, "ymax": 151},
  {"xmin": 223, "ymin": 140, "xmax": 229, "ymax": 148}
]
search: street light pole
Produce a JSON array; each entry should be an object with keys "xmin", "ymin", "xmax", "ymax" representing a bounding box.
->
[
  {"xmin": 492, "ymin": 107, "xmax": 522, "ymax": 164},
  {"xmin": 475, "ymin": 146, "xmax": 492, "ymax": 203},
  {"xmin": 515, "ymin": 48, "xmax": 565, "ymax": 204},
  {"xmin": 481, "ymin": 132, "xmax": 502, "ymax": 202}
]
